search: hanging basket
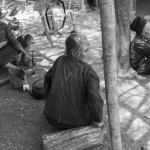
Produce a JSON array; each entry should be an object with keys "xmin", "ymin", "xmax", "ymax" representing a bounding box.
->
[{"xmin": 8, "ymin": 68, "xmax": 25, "ymax": 89}]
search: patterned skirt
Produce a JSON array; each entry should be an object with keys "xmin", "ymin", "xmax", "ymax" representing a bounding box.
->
[{"xmin": 0, "ymin": 44, "xmax": 20, "ymax": 68}]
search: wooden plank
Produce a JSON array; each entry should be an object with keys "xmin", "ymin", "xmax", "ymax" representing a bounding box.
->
[
  {"xmin": 42, "ymin": 125, "xmax": 104, "ymax": 150},
  {"xmin": 27, "ymin": 0, "xmax": 36, "ymax": 4},
  {"xmin": 0, "ymin": 77, "xmax": 10, "ymax": 86},
  {"xmin": 0, "ymin": 68, "xmax": 10, "ymax": 86}
]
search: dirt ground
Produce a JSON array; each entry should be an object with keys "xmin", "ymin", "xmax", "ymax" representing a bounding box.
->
[{"xmin": 0, "ymin": 3, "xmax": 150, "ymax": 150}]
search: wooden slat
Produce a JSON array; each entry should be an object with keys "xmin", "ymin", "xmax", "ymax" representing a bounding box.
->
[
  {"xmin": 27, "ymin": 0, "xmax": 36, "ymax": 4},
  {"xmin": 42, "ymin": 125, "xmax": 104, "ymax": 150},
  {"xmin": 0, "ymin": 77, "xmax": 10, "ymax": 86},
  {"xmin": 0, "ymin": 68, "xmax": 10, "ymax": 86}
]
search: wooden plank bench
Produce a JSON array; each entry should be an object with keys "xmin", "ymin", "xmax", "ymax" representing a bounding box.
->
[
  {"xmin": 0, "ymin": 68, "xmax": 10, "ymax": 86},
  {"xmin": 42, "ymin": 125, "xmax": 105, "ymax": 150}
]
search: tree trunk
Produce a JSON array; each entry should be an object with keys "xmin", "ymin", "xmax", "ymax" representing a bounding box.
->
[
  {"xmin": 99, "ymin": 0, "xmax": 122, "ymax": 150},
  {"xmin": 114, "ymin": 0, "xmax": 131, "ymax": 74}
]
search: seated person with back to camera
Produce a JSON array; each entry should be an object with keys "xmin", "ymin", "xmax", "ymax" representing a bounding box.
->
[
  {"xmin": 130, "ymin": 17, "xmax": 150, "ymax": 75},
  {"xmin": 44, "ymin": 30, "xmax": 104, "ymax": 130}
]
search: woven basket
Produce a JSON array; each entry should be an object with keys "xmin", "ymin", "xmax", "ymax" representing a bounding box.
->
[{"xmin": 9, "ymin": 68, "xmax": 25, "ymax": 89}]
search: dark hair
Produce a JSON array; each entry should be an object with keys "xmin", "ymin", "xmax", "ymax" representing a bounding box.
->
[
  {"xmin": 24, "ymin": 34, "xmax": 34, "ymax": 47},
  {"xmin": 18, "ymin": 34, "xmax": 34, "ymax": 49},
  {"xmin": 130, "ymin": 17, "xmax": 147, "ymax": 35},
  {"xmin": 65, "ymin": 30, "xmax": 89, "ymax": 61}
]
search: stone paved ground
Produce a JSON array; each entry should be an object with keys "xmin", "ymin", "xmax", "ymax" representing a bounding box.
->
[{"xmin": 0, "ymin": 4, "xmax": 150, "ymax": 150}]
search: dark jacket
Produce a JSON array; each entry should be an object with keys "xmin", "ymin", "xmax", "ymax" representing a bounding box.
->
[
  {"xmin": 130, "ymin": 35, "xmax": 150, "ymax": 75},
  {"xmin": 0, "ymin": 21, "xmax": 23, "ymax": 67},
  {"xmin": 44, "ymin": 55, "xmax": 104, "ymax": 128},
  {"xmin": 0, "ymin": 21, "xmax": 22, "ymax": 51}
]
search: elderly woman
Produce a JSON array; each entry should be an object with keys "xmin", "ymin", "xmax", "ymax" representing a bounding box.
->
[
  {"xmin": 44, "ymin": 31, "xmax": 104, "ymax": 129},
  {"xmin": 0, "ymin": 8, "xmax": 30, "ymax": 69},
  {"xmin": 130, "ymin": 17, "xmax": 150, "ymax": 75}
]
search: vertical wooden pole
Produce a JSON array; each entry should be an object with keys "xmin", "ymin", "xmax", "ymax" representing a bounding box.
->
[
  {"xmin": 37, "ymin": 0, "xmax": 53, "ymax": 47},
  {"xmin": 95, "ymin": 0, "xmax": 99, "ymax": 8},
  {"xmin": 46, "ymin": 3, "xmax": 57, "ymax": 31},
  {"xmin": 81, "ymin": 0, "xmax": 88, "ymax": 12},
  {"xmin": 99, "ymin": 0, "xmax": 122, "ymax": 150},
  {"xmin": 114, "ymin": 0, "xmax": 131, "ymax": 74}
]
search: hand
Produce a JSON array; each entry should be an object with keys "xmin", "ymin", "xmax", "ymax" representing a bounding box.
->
[
  {"xmin": 24, "ymin": 53, "xmax": 30, "ymax": 60},
  {"xmin": 0, "ymin": 41, "xmax": 7, "ymax": 49},
  {"xmin": 24, "ymin": 53, "xmax": 31, "ymax": 64},
  {"xmin": 91, "ymin": 121, "xmax": 105, "ymax": 130}
]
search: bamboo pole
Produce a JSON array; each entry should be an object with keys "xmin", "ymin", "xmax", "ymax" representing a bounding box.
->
[{"xmin": 99, "ymin": 0, "xmax": 122, "ymax": 150}]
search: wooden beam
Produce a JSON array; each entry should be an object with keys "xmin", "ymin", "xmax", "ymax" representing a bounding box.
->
[
  {"xmin": 0, "ymin": 68, "xmax": 10, "ymax": 86},
  {"xmin": 80, "ymin": 0, "xmax": 88, "ymax": 12},
  {"xmin": 0, "ymin": 77, "xmax": 10, "ymax": 86},
  {"xmin": 42, "ymin": 125, "xmax": 104, "ymax": 150},
  {"xmin": 27, "ymin": 0, "xmax": 36, "ymax": 4}
]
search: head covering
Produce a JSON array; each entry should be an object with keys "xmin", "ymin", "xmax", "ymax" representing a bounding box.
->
[
  {"xmin": 0, "ymin": 7, "xmax": 7, "ymax": 19},
  {"xmin": 130, "ymin": 17, "xmax": 147, "ymax": 35}
]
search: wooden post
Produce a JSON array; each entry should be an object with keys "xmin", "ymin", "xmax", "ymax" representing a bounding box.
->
[
  {"xmin": 81, "ymin": 0, "xmax": 88, "ymax": 12},
  {"xmin": 95, "ymin": 0, "xmax": 99, "ymax": 8},
  {"xmin": 37, "ymin": 0, "xmax": 53, "ymax": 47},
  {"xmin": 99, "ymin": 0, "xmax": 122, "ymax": 150}
]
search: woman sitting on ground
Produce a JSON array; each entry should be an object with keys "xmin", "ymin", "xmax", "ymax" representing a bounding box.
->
[
  {"xmin": 0, "ymin": 8, "xmax": 32, "ymax": 69},
  {"xmin": 44, "ymin": 30, "xmax": 104, "ymax": 129},
  {"xmin": 130, "ymin": 17, "xmax": 150, "ymax": 75}
]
